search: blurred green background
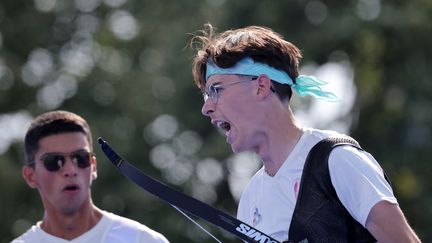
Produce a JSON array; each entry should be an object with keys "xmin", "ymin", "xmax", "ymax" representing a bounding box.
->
[{"xmin": 1, "ymin": 0, "xmax": 431, "ymax": 242}]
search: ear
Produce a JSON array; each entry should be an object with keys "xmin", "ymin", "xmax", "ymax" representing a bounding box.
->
[
  {"xmin": 256, "ymin": 74, "xmax": 274, "ymax": 99},
  {"xmin": 91, "ymin": 155, "xmax": 98, "ymax": 180},
  {"xmin": 22, "ymin": 165, "xmax": 38, "ymax": 189}
]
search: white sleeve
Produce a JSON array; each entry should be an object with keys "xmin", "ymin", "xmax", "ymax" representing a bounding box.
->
[
  {"xmin": 328, "ymin": 146, "xmax": 398, "ymax": 226},
  {"xmin": 138, "ymin": 231, "xmax": 170, "ymax": 243}
]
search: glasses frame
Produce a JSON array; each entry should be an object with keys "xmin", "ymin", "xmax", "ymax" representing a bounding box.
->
[
  {"xmin": 203, "ymin": 76, "xmax": 258, "ymax": 104},
  {"xmin": 29, "ymin": 150, "xmax": 94, "ymax": 172}
]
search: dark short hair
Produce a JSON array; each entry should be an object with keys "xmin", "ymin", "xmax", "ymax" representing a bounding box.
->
[
  {"xmin": 191, "ymin": 24, "xmax": 302, "ymax": 101},
  {"xmin": 24, "ymin": 110, "xmax": 92, "ymax": 165}
]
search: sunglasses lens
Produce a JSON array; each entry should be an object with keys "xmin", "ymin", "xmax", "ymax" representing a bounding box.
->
[
  {"xmin": 43, "ymin": 155, "xmax": 65, "ymax": 172},
  {"xmin": 72, "ymin": 151, "xmax": 91, "ymax": 168},
  {"xmin": 40, "ymin": 151, "xmax": 92, "ymax": 171}
]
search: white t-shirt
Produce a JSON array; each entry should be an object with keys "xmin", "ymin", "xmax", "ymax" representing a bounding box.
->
[
  {"xmin": 11, "ymin": 211, "xmax": 169, "ymax": 243},
  {"xmin": 237, "ymin": 127, "xmax": 397, "ymax": 242}
]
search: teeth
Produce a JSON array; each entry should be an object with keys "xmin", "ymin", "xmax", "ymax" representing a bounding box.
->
[{"xmin": 212, "ymin": 120, "xmax": 230, "ymax": 132}]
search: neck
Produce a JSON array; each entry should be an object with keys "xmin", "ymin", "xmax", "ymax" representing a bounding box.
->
[
  {"xmin": 41, "ymin": 202, "xmax": 102, "ymax": 240},
  {"xmin": 257, "ymin": 105, "xmax": 303, "ymax": 177}
]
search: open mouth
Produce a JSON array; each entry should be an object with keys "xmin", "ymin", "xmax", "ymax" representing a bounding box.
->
[
  {"xmin": 214, "ymin": 120, "xmax": 231, "ymax": 133},
  {"xmin": 63, "ymin": 184, "xmax": 80, "ymax": 192}
]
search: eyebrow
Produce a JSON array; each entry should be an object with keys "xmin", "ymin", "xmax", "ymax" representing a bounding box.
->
[{"xmin": 40, "ymin": 149, "xmax": 89, "ymax": 157}]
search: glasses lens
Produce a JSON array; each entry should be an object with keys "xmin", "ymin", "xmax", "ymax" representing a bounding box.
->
[
  {"xmin": 209, "ymin": 85, "xmax": 218, "ymax": 103},
  {"xmin": 43, "ymin": 154, "xmax": 65, "ymax": 172},
  {"xmin": 72, "ymin": 151, "xmax": 92, "ymax": 168},
  {"xmin": 203, "ymin": 92, "xmax": 209, "ymax": 102}
]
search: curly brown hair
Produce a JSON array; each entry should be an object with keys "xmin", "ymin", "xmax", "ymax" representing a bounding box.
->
[{"xmin": 191, "ymin": 24, "xmax": 303, "ymax": 101}]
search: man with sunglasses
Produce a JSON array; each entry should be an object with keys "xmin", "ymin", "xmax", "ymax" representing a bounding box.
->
[
  {"xmin": 13, "ymin": 110, "xmax": 169, "ymax": 243},
  {"xmin": 191, "ymin": 25, "xmax": 420, "ymax": 242}
]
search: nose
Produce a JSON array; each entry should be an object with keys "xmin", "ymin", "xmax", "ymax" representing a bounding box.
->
[
  {"xmin": 201, "ymin": 98, "xmax": 215, "ymax": 116},
  {"xmin": 62, "ymin": 157, "xmax": 78, "ymax": 177}
]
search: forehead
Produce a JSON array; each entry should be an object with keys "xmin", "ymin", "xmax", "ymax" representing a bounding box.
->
[{"xmin": 36, "ymin": 132, "xmax": 90, "ymax": 155}]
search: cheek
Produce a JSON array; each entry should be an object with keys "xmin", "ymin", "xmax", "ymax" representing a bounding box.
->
[
  {"xmin": 226, "ymin": 105, "xmax": 257, "ymax": 127},
  {"xmin": 35, "ymin": 172, "xmax": 57, "ymax": 192}
]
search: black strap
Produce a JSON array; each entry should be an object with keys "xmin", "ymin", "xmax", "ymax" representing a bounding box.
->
[
  {"xmin": 98, "ymin": 137, "xmax": 280, "ymax": 243},
  {"xmin": 288, "ymin": 137, "xmax": 380, "ymax": 243}
]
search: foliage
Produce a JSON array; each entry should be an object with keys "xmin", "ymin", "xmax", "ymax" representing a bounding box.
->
[{"xmin": 1, "ymin": 0, "xmax": 431, "ymax": 242}]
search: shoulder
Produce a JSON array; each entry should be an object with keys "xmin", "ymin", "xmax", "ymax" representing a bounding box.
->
[
  {"xmin": 328, "ymin": 145, "xmax": 383, "ymax": 173},
  {"xmin": 327, "ymin": 145, "xmax": 387, "ymax": 191},
  {"xmin": 327, "ymin": 146, "xmax": 397, "ymax": 225},
  {"xmin": 103, "ymin": 211, "xmax": 169, "ymax": 243},
  {"xmin": 304, "ymin": 127, "xmax": 344, "ymax": 140},
  {"xmin": 291, "ymin": 127, "xmax": 346, "ymax": 158},
  {"xmin": 11, "ymin": 224, "xmax": 42, "ymax": 243},
  {"xmin": 301, "ymin": 127, "xmax": 347, "ymax": 150}
]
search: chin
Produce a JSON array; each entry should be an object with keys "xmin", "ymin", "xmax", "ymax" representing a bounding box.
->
[
  {"xmin": 231, "ymin": 146, "xmax": 239, "ymax": 153},
  {"xmin": 60, "ymin": 206, "xmax": 80, "ymax": 215},
  {"xmin": 230, "ymin": 144, "xmax": 238, "ymax": 153},
  {"xmin": 59, "ymin": 200, "xmax": 86, "ymax": 215},
  {"xmin": 230, "ymin": 142, "xmax": 246, "ymax": 154}
]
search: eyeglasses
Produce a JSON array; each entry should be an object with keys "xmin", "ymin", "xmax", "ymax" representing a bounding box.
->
[
  {"xmin": 203, "ymin": 76, "xmax": 257, "ymax": 104},
  {"xmin": 30, "ymin": 150, "xmax": 94, "ymax": 172}
]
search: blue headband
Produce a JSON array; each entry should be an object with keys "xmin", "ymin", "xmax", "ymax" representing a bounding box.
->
[{"xmin": 206, "ymin": 57, "xmax": 339, "ymax": 101}]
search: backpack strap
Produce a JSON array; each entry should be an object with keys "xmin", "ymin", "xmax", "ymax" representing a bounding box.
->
[{"xmin": 287, "ymin": 137, "xmax": 378, "ymax": 243}]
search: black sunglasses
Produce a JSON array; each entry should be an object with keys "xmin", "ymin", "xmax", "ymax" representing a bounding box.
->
[{"xmin": 32, "ymin": 150, "xmax": 94, "ymax": 172}]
